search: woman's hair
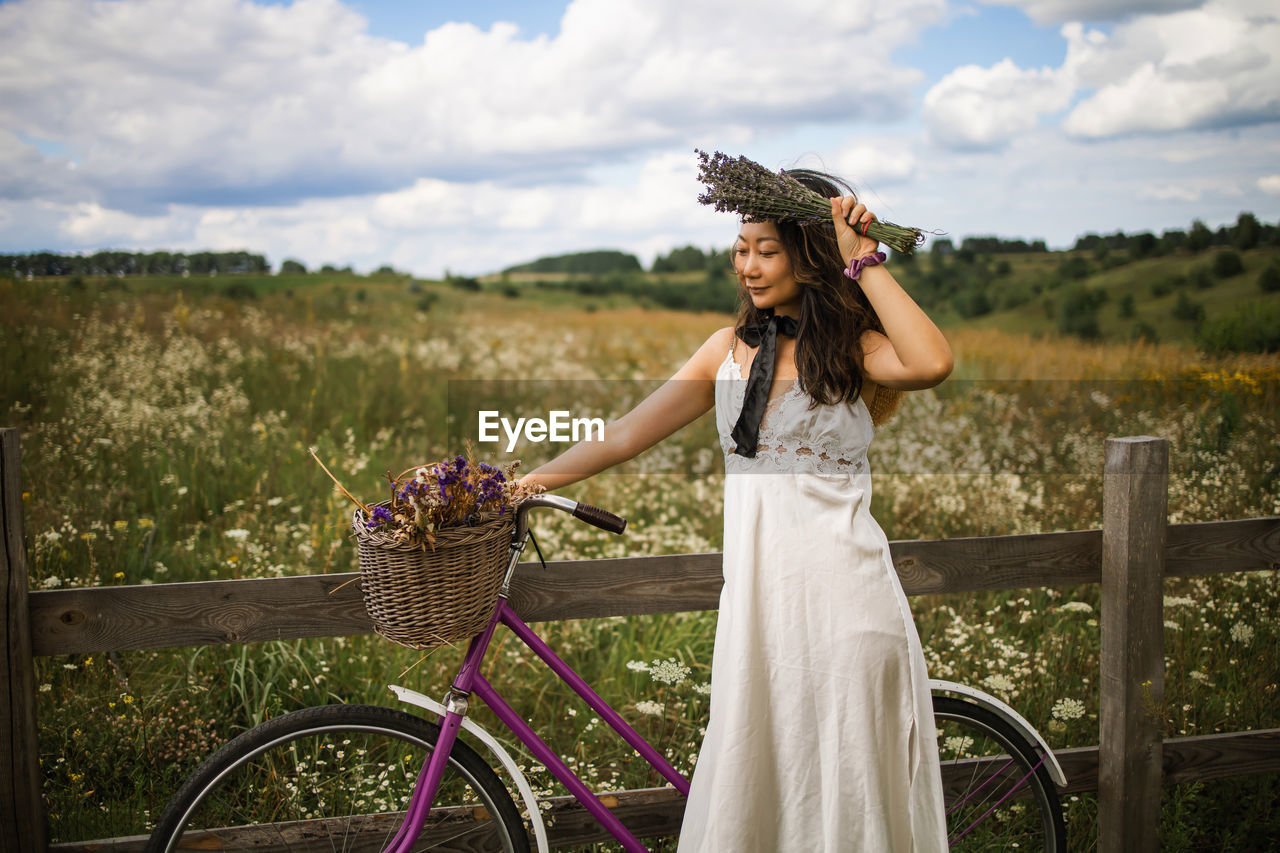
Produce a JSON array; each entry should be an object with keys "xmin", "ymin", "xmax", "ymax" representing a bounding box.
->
[{"xmin": 733, "ymin": 167, "xmax": 900, "ymax": 423}]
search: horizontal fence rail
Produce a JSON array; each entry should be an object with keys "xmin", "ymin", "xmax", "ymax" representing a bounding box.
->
[
  {"xmin": 3, "ymin": 425, "xmax": 1279, "ymax": 852},
  {"xmin": 43, "ymin": 729, "xmax": 1280, "ymax": 853},
  {"xmin": 26, "ymin": 517, "xmax": 1280, "ymax": 658}
]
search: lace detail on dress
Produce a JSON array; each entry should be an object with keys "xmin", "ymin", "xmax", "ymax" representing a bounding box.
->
[{"xmin": 719, "ymin": 349, "xmax": 869, "ymax": 476}]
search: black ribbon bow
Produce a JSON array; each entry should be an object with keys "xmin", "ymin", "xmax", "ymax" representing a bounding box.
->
[{"xmin": 731, "ymin": 310, "xmax": 800, "ymax": 458}]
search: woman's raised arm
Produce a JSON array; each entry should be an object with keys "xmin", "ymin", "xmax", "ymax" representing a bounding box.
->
[
  {"xmin": 831, "ymin": 197, "xmax": 953, "ymax": 390},
  {"xmin": 521, "ymin": 326, "xmax": 735, "ymax": 491}
]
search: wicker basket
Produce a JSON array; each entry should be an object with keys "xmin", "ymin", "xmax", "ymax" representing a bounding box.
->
[{"xmin": 352, "ymin": 509, "xmax": 514, "ymax": 649}]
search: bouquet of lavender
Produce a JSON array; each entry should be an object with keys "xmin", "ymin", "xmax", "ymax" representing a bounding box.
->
[
  {"xmin": 694, "ymin": 149, "xmax": 926, "ymax": 255},
  {"xmin": 312, "ymin": 448, "xmax": 543, "ymax": 548}
]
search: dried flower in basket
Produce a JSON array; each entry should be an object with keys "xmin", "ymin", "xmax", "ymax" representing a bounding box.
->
[
  {"xmin": 310, "ymin": 448, "xmax": 544, "ymax": 549},
  {"xmin": 694, "ymin": 149, "xmax": 926, "ymax": 255}
]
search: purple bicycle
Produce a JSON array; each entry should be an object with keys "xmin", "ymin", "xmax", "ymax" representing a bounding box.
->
[{"xmin": 148, "ymin": 496, "xmax": 1067, "ymax": 851}]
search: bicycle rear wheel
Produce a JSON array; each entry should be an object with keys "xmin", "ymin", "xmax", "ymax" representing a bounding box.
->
[
  {"xmin": 146, "ymin": 704, "xmax": 530, "ymax": 853},
  {"xmin": 933, "ymin": 695, "xmax": 1066, "ymax": 852}
]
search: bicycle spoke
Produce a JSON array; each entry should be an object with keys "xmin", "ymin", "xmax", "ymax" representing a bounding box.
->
[
  {"xmin": 934, "ymin": 696, "xmax": 1064, "ymax": 852},
  {"xmin": 148, "ymin": 706, "xmax": 529, "ymax": 853}
]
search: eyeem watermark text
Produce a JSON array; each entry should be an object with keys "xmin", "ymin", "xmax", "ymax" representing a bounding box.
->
[{"xmin": 478, "ymin": 410, "xmax": 605, "ymax": 452}]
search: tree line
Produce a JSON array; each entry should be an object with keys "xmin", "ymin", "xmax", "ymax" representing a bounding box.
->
[
  {"xmin": 3, "ymin": 250, "xmax": 270, "ymax": 278},
  {"xmin": 1071, "ymin": 212, "xmax": 1276, "ymax": 257},
  {"xmin": 502, "ymin": 246, "xmax": 734, "ymax": 276}
]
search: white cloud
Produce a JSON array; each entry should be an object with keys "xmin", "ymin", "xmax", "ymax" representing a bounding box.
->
[
  {"xmin": 858, "ymin": 117, "xmax": 1277, "ymax": 256},
  {"xmin": 1137, "ymin": 184, "xmax": 1202, "ymax": 202},
  {"xmin": 13, "ymin": 150, "xmax": 733, "ymax": 276},
  {"xmin": 980, "ymin": 0, "xmax": 1202, "ymax": 25},
  {"xmin": 60, "ymin": 202, "xmax": 192, "ymax": 244},
  {"xmin": 831, "ymin": 143, "xmax": 919, "ymax": 186},
  {"xmin": 11, "ymin": 121, "xmax": 1277, "ymax": 275},
  {"xmin": 0, "ymin": 0, "xmax": 944, "ymax": 212},
  {"xmin": 1064, "ymin": 1, "xmax": 1280, "ymax": 138},
  {"xmin": 4, "ymin": 0, "xmax": 1276, "ymax": 276},
  {"xmin": 922, "ymin": 57, "xmax": 1075, "ymax": 149},
  {"xmin": 923, "ymin": 1, "xmax": 1280, "ymax": 149}
]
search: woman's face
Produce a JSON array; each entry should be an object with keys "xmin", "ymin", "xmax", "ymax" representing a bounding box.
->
[{"xmin": 734, "ymin": 221, "xmax": 802, "ymax": 317}]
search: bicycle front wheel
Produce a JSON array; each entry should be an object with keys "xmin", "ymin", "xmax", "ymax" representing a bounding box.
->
[
  {"xmin": 933, "ymin": 695, "xmax": 1067, "ymax": 852},
  {"xmin": 147, "ymin": 704, "xmax": 531, "ymax": 853}
]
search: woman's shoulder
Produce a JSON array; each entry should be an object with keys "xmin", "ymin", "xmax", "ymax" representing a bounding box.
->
[
  {"xmin": 674, "ymin": 326, "xmax": 737, "ymax": 381},
  {"xmin": 694, "ymin": 325, "xmax": 737, "ymax": 357},
  {"xmin": 708, "ymin": 325, "xmax": 736, "ymax": 350}
]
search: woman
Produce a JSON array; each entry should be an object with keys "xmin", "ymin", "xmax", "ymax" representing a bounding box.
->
[{"xmin": 523, "ymin": 168, "xmax": 952, "ymax": 851}]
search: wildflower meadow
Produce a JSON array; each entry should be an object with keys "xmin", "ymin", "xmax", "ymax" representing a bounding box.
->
[{"xmin": 3, "ymin": 272, "xmax": 1277, "ymax": 850}]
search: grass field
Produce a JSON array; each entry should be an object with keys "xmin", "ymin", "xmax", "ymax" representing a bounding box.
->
[
  {"xmin": 3, "ymin": 269, "xmax": 1277, "ymax": 850},
  {"xmin": 943, "ymin": 246, "xmax": 1280, "ymax": 344}
]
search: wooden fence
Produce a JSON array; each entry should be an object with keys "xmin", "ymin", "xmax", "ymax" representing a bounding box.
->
[{"xmin": 3, "ymin": 427, "xmax": 1279, "ymax": 851}]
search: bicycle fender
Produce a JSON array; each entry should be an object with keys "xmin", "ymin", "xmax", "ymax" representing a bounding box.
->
[
  {"xmin": 928, "ymin": 679, "xmax": 1068, "ymax": 788},
  {"xmin": 389, "ymin": 684, "xmax": 550, "ymax": 853}
]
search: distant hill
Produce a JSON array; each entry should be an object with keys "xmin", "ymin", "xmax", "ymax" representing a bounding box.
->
[
  {"xmin": 898, "ymin": 245, "xmax": 1280, "ymax": 353},
  {"xmin": 502, "ymin": 250, "xmax": 642, "ymax": 275}
]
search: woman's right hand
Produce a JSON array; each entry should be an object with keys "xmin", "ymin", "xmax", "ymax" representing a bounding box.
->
[{"xmin": 830, "ymin": 196, "xmax": 880, "ymax": 264}]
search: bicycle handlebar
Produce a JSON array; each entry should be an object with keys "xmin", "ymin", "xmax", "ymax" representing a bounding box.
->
[
  {"xmin": 570, "ymin": 502, "xmax": 627, "ymax": 535},
  {"xmin": 514, "ymin": 495, "xmax": 627, "ymax": 538}
]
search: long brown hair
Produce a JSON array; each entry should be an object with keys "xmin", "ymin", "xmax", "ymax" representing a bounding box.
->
[{"xmin": 732, "ymin": 167, "xmax": 886, "ymax": 410}]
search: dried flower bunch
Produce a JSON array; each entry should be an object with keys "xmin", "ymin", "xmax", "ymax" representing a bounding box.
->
[
  {"xmin": 694, "ymin": 149, "xmax": 926, "ymax": 255},
  {"xmin": 311, "ymin": 448, "xmax": 543, "ymax": 548}
]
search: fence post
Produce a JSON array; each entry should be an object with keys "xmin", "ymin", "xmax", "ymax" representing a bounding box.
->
[
  {"xmin": 1099, "ymin": 436, "xmax": 1168, "ymax": 853},
  {"xmin": 2, "ymin": 429, "xmax": 47, "ymax": 850}
]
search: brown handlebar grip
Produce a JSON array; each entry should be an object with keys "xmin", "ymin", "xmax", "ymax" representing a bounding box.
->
[{"xmin": 572, "ymin": 503, "xmax": 627, "ymax": 535}]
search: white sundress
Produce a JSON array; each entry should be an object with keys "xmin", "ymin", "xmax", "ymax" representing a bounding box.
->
[{"xmin": 676, "ymin": 346, "xmax": 948, "ymax": 852}]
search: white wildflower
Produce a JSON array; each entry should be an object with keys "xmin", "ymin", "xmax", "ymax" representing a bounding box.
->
[
  {"xmin": 1058, "ymin": 601, "xmax": 1093, "ymax": 613},
  {"xmin": 267, "ymin": 496, "xmax": 284, "ymax": 507},
  {"xmin": 635, "ymin": 701, "xmax": 665, "ymax": 717},
  {"xmin": 1229, "ymin": 622, "xmax": 1253, "ymax": 645},
  {"xmin": 1163, "ymin": 595, "xmax": 1195, "ymax": 608},
  {"xmin": 625, "ymin": 660, "xmax": 650, "ymax": 673},
  {"xmin": 693, "ymin": 682, "xmax": 712, "ymax": 695},
  {"xmin": 1051, "ymin": 698, "xmax": 1086, "ymax": 722},
  {"xmin": 944, "ymin": 735, "xmax": 974, "ymax": 754},
  {"xmin": 1188, "ymin": 671, "xmax": 1213, "ymax": 686},
  {"xmin": 981, "ymin": 673, "xmax": 1015, "ymax": 694},
  {"xmin": 40, "ymin": 575, "xmax": 63, "ymax": 588},
  {"xmin": 648, "ymin": 658, "xmax": 691, "ymax": 686},
  {"xmin": 1164, "ymin": 620, "xmax": 1180, "ymax": 631},
  {"xmin": 225, "ymin": 528, "xmax": 250, "ymax": 541}
]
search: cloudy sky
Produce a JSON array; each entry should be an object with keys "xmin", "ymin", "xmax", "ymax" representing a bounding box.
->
[{"xmin": 1, "ymin": 0, "xmax": 1278, "ymax": 277}]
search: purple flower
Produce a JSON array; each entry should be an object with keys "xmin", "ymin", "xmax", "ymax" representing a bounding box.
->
[
  {"xmin": 475, "ymin": 472, "xmax": 504, "ymax": 505},
  {"xmin": 366, "ymin": 505, "xmax": 393, "ymax": 529}
]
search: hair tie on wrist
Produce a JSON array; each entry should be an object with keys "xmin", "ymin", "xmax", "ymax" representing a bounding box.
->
[{"xmin": 843, "ymin": 251, "xmax": 887, "ymax": 281}]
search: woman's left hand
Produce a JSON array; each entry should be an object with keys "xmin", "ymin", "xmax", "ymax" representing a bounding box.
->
[{"xmin": 830, "ymin": 196, "xmax": 880, "ymax": 262}]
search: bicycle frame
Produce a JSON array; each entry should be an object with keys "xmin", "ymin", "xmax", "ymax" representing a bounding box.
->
[
  {"xmin": 374, "ymin": 495, "xmax": 1067, "ymax": 852},
  {"xmin": 382, "ymin": 593, "xmax": 690, "ymax": 853}
]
